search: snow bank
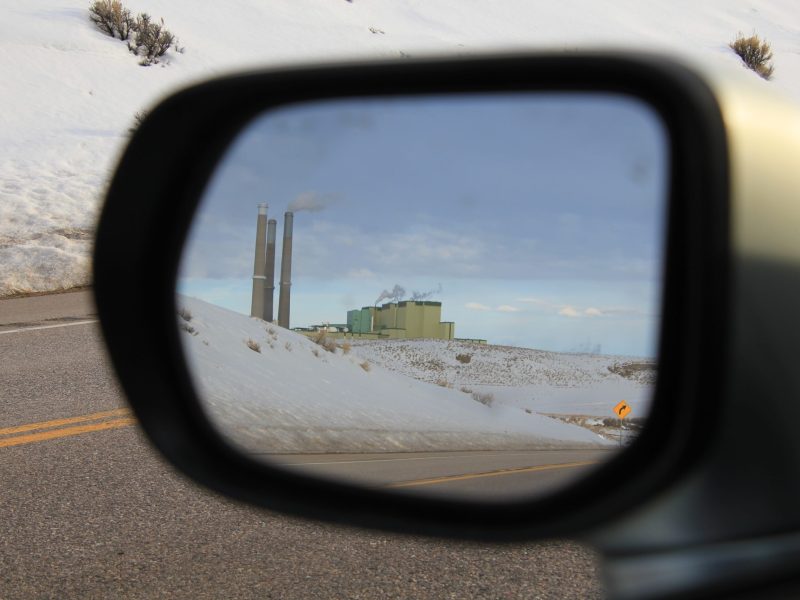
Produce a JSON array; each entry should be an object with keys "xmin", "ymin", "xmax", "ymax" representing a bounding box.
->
[
  {"xmin": 349, "ymin": 338, "xmax": 654, "ymax": 417},
  {"xmin": 178, "ymin": 296, "xmax": 608, "ymax": 453},
  {"xmin": 3, "ymin": 1, "xmax": 800, "ymax": 295}
]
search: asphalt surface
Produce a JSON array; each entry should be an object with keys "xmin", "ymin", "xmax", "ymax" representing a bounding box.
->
[
  {"xmin": 276, "ymin": 449, "xmax": 611, "ymax": 501},
  {"xmin": 0, "ymin": 290, "xmax": 605, "ymax": 599}
]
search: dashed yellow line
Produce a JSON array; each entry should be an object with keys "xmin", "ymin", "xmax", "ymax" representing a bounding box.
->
[
  {"xmin": 386, "ymin": 460, "xmax": 597, "ymax": 488},
  {"xmin": 0, "ymin": 409, "xmax": 135, "ymax": 448}
]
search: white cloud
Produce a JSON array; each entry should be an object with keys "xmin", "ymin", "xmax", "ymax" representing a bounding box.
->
[
  {"xmin": 516, "ymin": 297, "xmax": 548, "ymax": 305},
  {"xmin": 346, "ymin": 268, "xmax": 376, "ymax": 279},
  {"xmin": 496, "ymin": 305, "xmax": 520, "ymax": 313},
  {"xmin": 584, "ymin": 307, "xmax": 603, "ymax": 317},
  {"xmin": 558, "ymin": 306, "xmax": 581, "ymax": 318},
  {"xmin": 466, "ymin": 302, "xmax": 491, "ymax": 311}
]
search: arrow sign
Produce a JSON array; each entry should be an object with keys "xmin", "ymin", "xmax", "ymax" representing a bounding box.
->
[{"xmin": 614, "ymin": 400, "xmax": 632, "ymax": 419}]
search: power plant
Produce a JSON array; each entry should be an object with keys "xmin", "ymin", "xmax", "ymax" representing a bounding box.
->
[
  {"xmin": 251, "ymin": 205, "xmax": 476, "ymax": 341},
  {"xmin": 345, "ymin": 301, "xmax": 454, "ymax": 340},
  {"xmin": 250, "ymin": 205, "xmax": 292, "ymax": 328}
]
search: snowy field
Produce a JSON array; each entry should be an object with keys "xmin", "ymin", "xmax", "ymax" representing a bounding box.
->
[
  {"xmin": 3, "ymin": 1, "xmax": 800, "ymax": 296},
  {"xmin": 349, "ymin": 338, "xmax": 654, "ymax": 418},
  {"xmin": 175, "ymin": 296, "xmax": 655, "ymax": 453}
]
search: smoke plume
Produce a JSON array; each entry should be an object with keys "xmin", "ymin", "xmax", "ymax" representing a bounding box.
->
[
  {"xmin": 410, "ymin": 283, "xmax": 443, "ymax": 301},
  {"xmin": 287, "ymin": 192, "xmax": 333, "ymax": 213},
  {"xmin": 375, "ymin": 284, "xmax": 406, "ymax": 305}
]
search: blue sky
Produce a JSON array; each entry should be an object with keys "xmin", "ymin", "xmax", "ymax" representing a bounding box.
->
[{"xmin": 179, "ymin": 92, "xmax": 668, "ymax": 357}]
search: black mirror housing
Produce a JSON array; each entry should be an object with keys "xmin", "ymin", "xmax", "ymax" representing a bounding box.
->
[{"xmin": 93, "ymin": 53, "xmax": 729, "ymax": 542}]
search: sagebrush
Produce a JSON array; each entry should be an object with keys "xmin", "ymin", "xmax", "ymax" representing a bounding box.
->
[
  {"xmin": 128, "ymin": 110, "xmax": 148, "ymax": 134},
  {"xmin": 246, "ymin": 339, "xmax": 261, "ymax": 353},
  {"xmin": 312, "ymin": 330, "xmax": 338, "ymax": 353},
  {"xmin": 129, "ymin": 13, "xmax": 175, "ymax": 66},
  {"xmin": 89, "ymin": 1, "xmax": 178, "ymax": 66},
  {"xmin": 472, "ymin": 392, "xmax": 494, "ymax": 407},
  {"xmin": 89, "ymin": 0, "xmax": 133, "ymax": 40},
  {"xmin": 730, "ymin": 32, "xmax": 774, "ymax": 80}
]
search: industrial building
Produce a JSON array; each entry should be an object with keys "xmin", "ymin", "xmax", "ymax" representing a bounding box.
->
[
  {"xmin": 346, "ymin": 301, "xmax": 455, "ymax": 340},
  {"xmin": 292, "ymin": 302, "xmax": 455, "ymax": 341},
  {"xmin": 251, "ymin": 205, "xmax": 472, "ymax": 341}
]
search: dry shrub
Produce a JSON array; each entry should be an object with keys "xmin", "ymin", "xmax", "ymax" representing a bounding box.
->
[
  {"xmin": 313, "ymin": 330, "xmax": 338, "ymax": 353},
  {"xmin": 177, "ymin": 307, "xmax": 192, "ymax": 322},
  {"xmin": 89, "ymin": 1, "xmax": 178, "ymax": 65},
  {"xmin": 472, "ymin": 392, "xmax": 494, "ymax": 407},
  {"xmin": 460, "ymin": 386, "xmax": 473, "ymax": 394},
  {"xmin": 730, "ymin": 33, "xmax": 775, "ymax": 80},
  {"xmin": 608, "ymin": 361, "xmax": 656, "ymax": 384},
  {"xmin": 179, "ymin": 322, "xmax": 196, "ymax": 336},
  {"xmin": 128, "ymin": 110, "xmax": 148, "ymax": 135},
  {"xmin": 340, "ymin": 342, "xmax": 352, "ymax": 355},
  {"xmin": 284, "ymin": 341, "xmax": 292, "ymax": 352},
  {"xmin": 130, "ymin": 13, "xmax": 175, "ymax": 65},
  {"xmin": 246, "ymin": 339, "xmax": 261, "ymax": 353},
  {"xmin": 435, "ymin": 378, "xmax": 452, "ymax": 388},
  {"xmin": 89, "ymin": 0, "xmax": 134, "ymax": 40},
  {"xmin": 455, "ymin": 353, "xmax": 472, "ymax": 364},
  {"xmin": 312, "ymin": 348, "xmax": 320, "ymax": 358},
  {"xmin": 360, "ymin": 360, "xmax": 370, "ymax": 372}
]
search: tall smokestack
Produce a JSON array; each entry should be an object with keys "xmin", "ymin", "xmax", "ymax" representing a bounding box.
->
[
  {"xmin": 278, "ymin": 211, "xmax": 293, "ymax": 328},
  {"xmin": 250, "ymin": 203, "xmax": 268, "ymax": 319},
  {"xmin": 264, "ymin": 218, "xmax": 277, "ymax": 322}
]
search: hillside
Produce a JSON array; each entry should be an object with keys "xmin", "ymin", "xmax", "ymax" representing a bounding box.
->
[
  {"xmin": 177, "ymin": 296, "xmax": 611, "ymax": 453},
  {"xmin": 349, "ymin": 338, "xmax": 655, "ymax": 388},
  {"xmin": 3, "ymin": 1, "xmax": 800, "ymax": 296}
]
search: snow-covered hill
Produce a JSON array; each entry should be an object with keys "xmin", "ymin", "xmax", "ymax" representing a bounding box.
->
[
  {"xmin": 3, "ymin": 1, "xmax": 800, "ymax": 296},
  {"xmin": 349, "ymin": 338, "xmax": 654, "ymax": 419},
  {"xmin": 349, "ymin": 338, "xmax": 654, "ymax": 388},
  {"xmin": 178, "ymin": 295, "xmax": 612, "ymax": 453}
]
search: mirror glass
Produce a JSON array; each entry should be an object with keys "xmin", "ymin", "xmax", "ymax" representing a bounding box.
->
[{"xmin": 176, "ymin": 93, "xmax": 667, "ymax": 501}]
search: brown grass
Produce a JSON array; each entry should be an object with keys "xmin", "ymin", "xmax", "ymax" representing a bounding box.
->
[
  {"xmin": 730, "ymin": 32, "xmax": 775, "ymax": 80},
  {"xmin": 471, "ymin": 392, "xmax": 494, "ymax": 407}
]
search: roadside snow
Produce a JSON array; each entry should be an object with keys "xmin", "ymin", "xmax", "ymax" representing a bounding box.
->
[
  {"xmin": 178, "ymin": 296, "xmax": 610, "ymax": 453},
  {"xmin": 3, "ymin": 1, "xmax": 800, "ymax": 295}
]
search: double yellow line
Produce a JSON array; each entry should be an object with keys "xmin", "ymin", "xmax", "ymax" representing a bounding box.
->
[{"xmin": 0, "ymin": 408, "xmax": 136, "ymax": 448}]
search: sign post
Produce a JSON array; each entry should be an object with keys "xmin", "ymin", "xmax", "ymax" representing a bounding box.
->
[{"xmin": 613, "ymin": 400, "xmax": 632, "ymax": 447}]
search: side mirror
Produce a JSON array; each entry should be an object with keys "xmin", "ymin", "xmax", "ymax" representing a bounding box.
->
[{"xmin": 93, "ymin": 53, "xmax": 730, "ymax": 541}]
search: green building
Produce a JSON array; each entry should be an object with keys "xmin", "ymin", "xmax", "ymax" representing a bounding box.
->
[{"xmin": 344, "ymin": 301, "xmax": 454, "ymax": 340}]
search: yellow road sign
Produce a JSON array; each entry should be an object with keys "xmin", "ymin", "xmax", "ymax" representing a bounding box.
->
[{"xmin": 614, "ymin": 401, "xmax": 632, "ymax": 419}]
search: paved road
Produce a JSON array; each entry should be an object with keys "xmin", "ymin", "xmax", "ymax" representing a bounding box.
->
[
  {"xmin": 277, "ymin": 449, "xmax": 611, "ymax": 501},
  {"xmin": 1, "ymin": 290, "xmax": 605, "ymax": 599}
]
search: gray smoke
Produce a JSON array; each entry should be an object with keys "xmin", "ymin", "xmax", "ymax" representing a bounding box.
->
[
  {"xmin": 287, "ymin": 192, "xmax": 333, "ymax": 213},
  {"xmin": 410, "ymin": 283, "xmax": 443, "ymax": 301},
  {"xmin": 375, "ymin": 284, "xmax": 405, "ymax": 305}
]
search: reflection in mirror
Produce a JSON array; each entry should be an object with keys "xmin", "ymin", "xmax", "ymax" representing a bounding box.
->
[{"xmin": 177, "ymin": 93, "xmax": 666, "ymax": 501}]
